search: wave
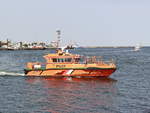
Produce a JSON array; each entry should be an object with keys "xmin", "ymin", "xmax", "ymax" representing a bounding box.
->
[
  {"xmin": 0, "ymin": 71, "xmax": 25, "ymax": 76},
  {"xmin": 111, "ymin": 49, "xmax": 135, "ymax": 53}
]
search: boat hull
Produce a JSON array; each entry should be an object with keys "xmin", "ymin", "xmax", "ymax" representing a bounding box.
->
[{"xmin": 24, "ymin": 68, "xmax": 116, "ymax": 77}]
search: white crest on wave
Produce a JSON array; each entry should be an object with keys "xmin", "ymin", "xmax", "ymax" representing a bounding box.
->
[{"xmin": 0, "ymin": 71, "xmax": 25, "ymax": 76}]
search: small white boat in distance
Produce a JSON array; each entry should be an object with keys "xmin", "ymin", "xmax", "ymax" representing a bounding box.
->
[{"xmin": 134, "ymin": 44, "xmax": 141, "ymax": 51}]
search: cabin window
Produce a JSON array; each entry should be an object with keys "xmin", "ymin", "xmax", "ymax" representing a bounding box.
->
[
  {"xmin": 52, "ymin": 58, "xmax": 57, "ymax": 62},
  {"xmin": 65, "ymin": 58, "xmax": 72, "ymax": 62},
  {"xmin": 57, "ymin": 59, "xmax": 60, "ymax": 62},
  {"xmin": 75, "ymin": 58, "xmax": 80, "ymax": 62},
  {"xmin": 60, "ymin": 58, "xmax": 64, "ymax": 62},
  {"xmin": 52, "ymin": 58, "xmax": 72, "ymax": 62}
]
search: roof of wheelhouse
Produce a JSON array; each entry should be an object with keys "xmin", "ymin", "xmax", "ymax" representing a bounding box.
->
[{"xmin": 43, "ymin": 49, "xmax": 80, "ymax": 59}]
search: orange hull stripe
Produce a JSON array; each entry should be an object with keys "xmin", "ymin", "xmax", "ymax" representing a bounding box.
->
[{"xmin": 25, "ymin": 69, "xmax": 116, "ymax": 77}]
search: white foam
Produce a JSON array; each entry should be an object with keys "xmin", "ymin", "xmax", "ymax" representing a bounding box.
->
[{"xmin": 0, "ymin": 71, "xmax": 25, "ymax": 76}]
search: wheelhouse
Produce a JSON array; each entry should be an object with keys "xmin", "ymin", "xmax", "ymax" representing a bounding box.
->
[{"xmin": 43, "ymin": 53, "xmax": 81, "ymax": 63}]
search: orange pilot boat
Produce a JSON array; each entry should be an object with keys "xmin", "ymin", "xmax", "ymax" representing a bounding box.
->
[{"xmin": 24, "ymin": 31, "xmax": 117, "ymax": 77}]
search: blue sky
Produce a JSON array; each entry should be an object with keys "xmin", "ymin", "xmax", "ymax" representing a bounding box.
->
[{"xmin": 0, "ymin": 0, "xmax": 150, "ymax": 46}]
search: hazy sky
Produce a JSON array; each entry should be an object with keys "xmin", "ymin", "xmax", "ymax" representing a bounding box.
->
[{"xmin": 0, "ymin": 0, "xmax": 150, "ymax": 46}]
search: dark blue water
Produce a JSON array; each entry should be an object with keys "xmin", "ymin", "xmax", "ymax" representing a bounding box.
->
[{"xmin": 0, "ymin": 47, "xmax": 150, "ymax": 113}]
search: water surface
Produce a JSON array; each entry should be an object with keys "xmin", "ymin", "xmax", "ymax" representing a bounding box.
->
[{"xmin": 0, "ymin": 47, "xmax": 150, "ymax": 113}]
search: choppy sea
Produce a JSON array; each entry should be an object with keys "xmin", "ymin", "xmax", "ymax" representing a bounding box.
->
[{"xmin": 0, "ymin": 47, "xmax": 150, "ymax": 113}]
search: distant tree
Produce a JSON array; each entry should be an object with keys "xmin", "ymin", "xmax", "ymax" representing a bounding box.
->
[{"xmin": 23, "ymin": 44, "xmax": 28, "ymax": 48}]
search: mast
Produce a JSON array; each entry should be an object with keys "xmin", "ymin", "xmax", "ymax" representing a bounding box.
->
[{"xmin": 56, "ymin": 30, "xmax": 61, "ymax": 48}]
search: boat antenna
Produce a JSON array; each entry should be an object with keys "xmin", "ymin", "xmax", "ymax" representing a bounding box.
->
[{"xmin": 56, "ymin": 30, "xmax": 61, "ymax": 48}]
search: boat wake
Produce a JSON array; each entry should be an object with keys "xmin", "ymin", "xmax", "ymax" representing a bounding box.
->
[{"xmin": 0, "ymin": 71, "xmax": 25, "ymax": 76}]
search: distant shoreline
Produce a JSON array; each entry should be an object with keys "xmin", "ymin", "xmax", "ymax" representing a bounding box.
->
[{"xmin": 0, "ymin": 46, "xmax": 149, "ymax": 50}]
